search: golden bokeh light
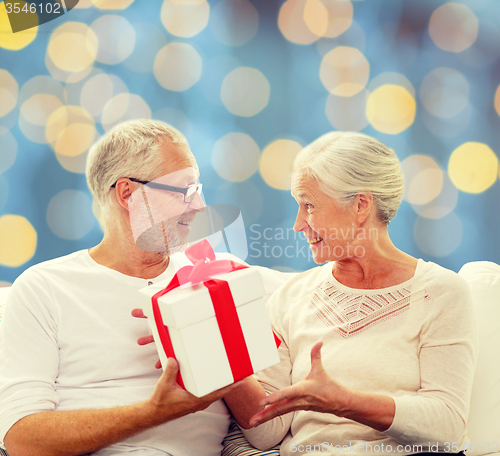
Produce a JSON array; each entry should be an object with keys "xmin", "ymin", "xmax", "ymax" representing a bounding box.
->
[
  {"xmin": 410, "ymin": 171, "xmax": 443, "ymax": 207},
  {"xmin": 279, "ymin": 0, "xmax": 353, "ymax": 45},
  {"xmin": 320, "ymin": 46, "xmax": 369, "ymax": 96},
  {"xmin": 0, "ymin": 70, "xmax": 18, "ymax": 117},
  {"xmin": 101, "ymin": 93, "xmax": 151, "ymax": 131},
  {"xmin": 45, "ymin": 52, "xmax": 93, "ymax": 84},
  {"xmin": 321, "ymin": 0, "xmax": 353, "ymax": 38},
  {"xmin": 19, "ymin": 75, "xmax": 66, "ymax": 104},
  {"xmin": 46, "ymin": 106, "xmax": 96, "ymax": 157},
  {"xmin": 56, "ymin": 149, "xmax": 92, "ymax": 174},
  {"xmin": 80, "ymin": 73, "xmax": 118, "ymax": 117},
  {"xmin": 19, "ymin": 94, "xmax": 64, "ymax": 144},
  {"xmin": 420, "ymin": 67, "xmax": 469, "ymax": 118},
  {"xmin": 366, "ymin": 85, "xmax": 416, "ymax": 134},
  {"xmin": 74, "ymin": 0, "xmax": 94, "ymax": 7},
  {"xmin": 18, "ymin": 76, "xmax": 66, "ymax": 143},
  {"xmin": 90, "ymin": 15, "xmax": 135, "ymax": 65},
  {"xmin": 325, "ymin": 89, "xmax": 369, "ymax": 131},
  {"xmin": 220, "ymin": 67, "xmax": 270, "ymax": 117},
  {"xmin": 367, "ymin": 72, "xmax": 415, "ymax": 97},
  {"xmin": 429, "ymin": 3, "xmax": 478, "ymax": 53},
  {"xmin": 44, "ymin": 31, "xmax": 100, "ymax": 84},
  {"xmin": 401, "ymin": 155, "xmax": 443, "ymax": 206},
  {"xmin": 448, "ymin": 142, "xmax": 498, "ymax": 194},
  {"xmin": 0, "ymin": 1, "xmax": 37, "ymax": 50},
  {"xmin": 260, "ymin": 139, "xmax": 303, "ymax": 190},
  {"xmin": 20, "ymin": 94, "xmax": 63, "ymax": 127},
  {"xmin": 154, "ymin": 43, "xmax": 203, "ymax": 92},
  {"xmin": 54, "ymin": 123, "xmax": 97, "ymax": 157},
  {"xmin": 494, "ymin": 85, "xmax": 500, "ymax": 118},
  {"xmin": 92, "ymin": 0, "xmax": 135, "ymax": 9},
  {"xmin": 47, "ymin": 22, "xmax": 98, "ymax": 74},
  {"xmin": 412, "ymin": 172, "xmax": 458, "ymax": 220},
  {"xmin": 303, "ymin": 0, "xmax": 328, "ymax": 37},
  {"xmin": 278, "ymin": 0, "xmax": 320, "ymax": 45},
  {"xmin": 0, "ymin": 215, "xmax": 37, "ymax": 267},
  {"xmin": 161, "ymin": 0, "xmax": 210, "ymax": 38},
  {"xmin": 212, "ymin": 133, "xmax": 260, "ymax": 182},
  {"xmin": 80, "ymin": 73, "xmax": 127, "ymax": 117}
]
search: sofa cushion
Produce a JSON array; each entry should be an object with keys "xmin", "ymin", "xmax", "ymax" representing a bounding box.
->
[
  {"xmin": 221, "ymin": 419, "xmax": 280, "ymax": 456},
  {"xmin": 459, "ymin": 262, "xmax": 500, "ymax": 456},
  {"xmin": 0, "ymin": 286, "xmax": 9, "ymax": 321},
  {"xmin": 0, "ymin": 287, "xmax": 9, "ymax": 455}
]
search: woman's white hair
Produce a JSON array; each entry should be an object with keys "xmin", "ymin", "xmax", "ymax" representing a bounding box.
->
[
  {"xmin": 86, "ymin": 119, "xmax": 188, "ymax": 209},
  {"xmin": 293, "ymin": 131, "xmax": 404, "ymax": 225}
]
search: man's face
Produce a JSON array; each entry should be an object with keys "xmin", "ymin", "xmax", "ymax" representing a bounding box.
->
[{"xmin": 128, "ymin": 141, "xmax": 205, "ymax": 254}]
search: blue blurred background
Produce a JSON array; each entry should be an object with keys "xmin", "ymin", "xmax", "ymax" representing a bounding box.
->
[{"xmin": 1, "ymin": 0, "xmax": 499, "ymax": 285}]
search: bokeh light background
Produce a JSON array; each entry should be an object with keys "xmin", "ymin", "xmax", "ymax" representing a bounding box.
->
[{"xmin": 1, "ymin": 0, "xmax": 500, "ymax": 284}]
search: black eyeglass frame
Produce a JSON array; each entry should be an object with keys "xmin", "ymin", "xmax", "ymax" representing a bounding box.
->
[{"xmin": 111, "ymin": 177, "xmax": 202, "ymax": 203}]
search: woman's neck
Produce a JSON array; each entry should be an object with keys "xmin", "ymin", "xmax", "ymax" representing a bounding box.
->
[{"xmin": 332, "ymin": 231, "xmax": 418, "ymax": 290}]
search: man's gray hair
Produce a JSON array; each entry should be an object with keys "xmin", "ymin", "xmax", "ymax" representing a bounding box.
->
[
  {"xmin": 86, "ymin": 119, "xmax": 188, "ymax": 209},
  {"xmin": 293, "ymin": 131, "xmax": 404, "ymax": 225}
]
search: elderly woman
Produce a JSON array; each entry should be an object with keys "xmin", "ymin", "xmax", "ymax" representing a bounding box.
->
[{"xmin": 239, "ymin": 132, "xmax": 477, "ymax": 456}]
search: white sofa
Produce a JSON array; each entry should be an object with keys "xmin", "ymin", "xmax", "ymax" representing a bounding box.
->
[
  {"xmin": 0, "ymin": 261, "xmax": 499, "ymax": 456},
  {"xmin": 457, "ymin": 262, "xmax": 500, "ymax": 456}
]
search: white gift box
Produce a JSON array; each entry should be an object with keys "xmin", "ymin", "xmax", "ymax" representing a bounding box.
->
[{"xmin": 139, "ymin": 267, "xmax": 280, "ymax": 397}]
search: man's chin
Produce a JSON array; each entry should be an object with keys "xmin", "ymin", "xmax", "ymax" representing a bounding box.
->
[
  {"xmin": 134, "ymin": 224, "xmax": 187, "ymax": 254},
  {"xmin": 176, "ymin": 222, "xmax": 192, "ymax": 238}
]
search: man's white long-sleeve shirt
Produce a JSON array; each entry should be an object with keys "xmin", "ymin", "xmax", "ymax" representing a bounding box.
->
[{"xmin": 0, "ymin": 249, "xmax": 291, "ymax": 455}]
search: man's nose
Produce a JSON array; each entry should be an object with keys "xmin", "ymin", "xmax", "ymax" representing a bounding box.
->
[{"xmin": 189, "ymin": 191, "xmax": 206, "ymax": 212}]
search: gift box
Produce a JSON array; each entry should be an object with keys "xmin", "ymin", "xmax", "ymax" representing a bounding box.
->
[{"xmin": 139, "ymin": 241, "xmax": 280, "ymax": 397}]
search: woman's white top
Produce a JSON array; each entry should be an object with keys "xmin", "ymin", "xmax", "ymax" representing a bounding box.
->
[{"xmin": 244, "ymin": 259, "xmax": 478, "ymax": 456}]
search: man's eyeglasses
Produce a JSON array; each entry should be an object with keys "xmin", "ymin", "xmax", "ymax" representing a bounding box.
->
[{"xmin": 111, "ymin": 178, "xmax": 202, "ymax": 203}]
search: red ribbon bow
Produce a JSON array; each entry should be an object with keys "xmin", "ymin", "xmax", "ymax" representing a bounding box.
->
[
  {"xmin": 172, "ymin": 239, "xmax": 241, "ymax": 286},
  {"xmin": 151, "ymin": 240, "xmax": 252, "ymax": 390}
]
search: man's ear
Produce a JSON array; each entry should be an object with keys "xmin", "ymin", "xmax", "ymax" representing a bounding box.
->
[
  {"xmin": 113, "ymin": 178, "xmax": 136, "ymax": 211},
  {"xmin": 355, "ymin": 192, "xmax": 373, "ymax": 225}
]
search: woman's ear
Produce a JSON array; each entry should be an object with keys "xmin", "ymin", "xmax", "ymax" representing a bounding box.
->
[
  {"xmin": 113, "ymin": 178, "xmax": 135, "ymax": 211},
  {"xmin": 355, "ymin": 192, "xmax": 373, "ymax": 225}
]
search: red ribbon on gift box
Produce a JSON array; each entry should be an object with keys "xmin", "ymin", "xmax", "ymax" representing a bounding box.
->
[{"xmin": 151, "ymin": 240, "xmax": 255, "ymax": 390}]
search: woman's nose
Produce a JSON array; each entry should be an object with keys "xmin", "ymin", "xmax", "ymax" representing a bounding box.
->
[{"xmin": 293, "ymin": 209, "xmax": 307, "ymax": 233}]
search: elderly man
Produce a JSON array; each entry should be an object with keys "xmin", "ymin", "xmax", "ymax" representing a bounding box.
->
[{"xmin": 0, "ymin": 120, "xmax": 287, "ymax": 456}]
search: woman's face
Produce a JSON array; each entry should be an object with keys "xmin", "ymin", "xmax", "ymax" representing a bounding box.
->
[{"xmin": 292, "ymin": 173, "xmax": 357, "ymax": 264}]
